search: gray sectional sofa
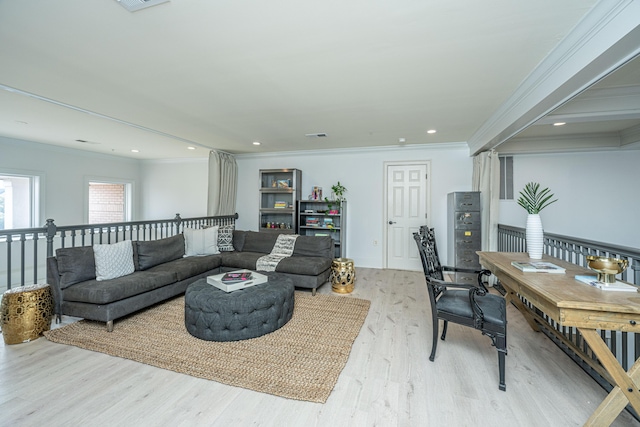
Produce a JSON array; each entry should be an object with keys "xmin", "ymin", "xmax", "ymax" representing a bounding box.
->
[{"xmin": 47, "ymin": 230, "xmax": 334, "ymax": 331}]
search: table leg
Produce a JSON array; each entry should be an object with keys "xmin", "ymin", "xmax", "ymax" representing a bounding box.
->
[
  {"xmin": 580, "ymin": 328, "xmax": 640, "ymax": 426},
  {"xmin": 502, "ymin": 283, "xmax": 541, "ymax": 332}
]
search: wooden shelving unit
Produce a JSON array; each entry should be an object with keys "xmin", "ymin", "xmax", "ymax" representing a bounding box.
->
[
  {"xmin": 298, "ymin": 199, "xmax": 346, "ymax": 258},
  {"xmin": 258, "ymin": 169, "xmax": 302, "ymax": 234}
]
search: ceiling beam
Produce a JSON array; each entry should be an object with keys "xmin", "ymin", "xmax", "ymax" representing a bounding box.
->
[{"xmin": 467, "ymin": 0, "xmax": 640, "ymax": 156}]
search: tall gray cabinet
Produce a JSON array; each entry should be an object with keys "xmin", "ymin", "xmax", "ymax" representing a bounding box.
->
[{"xmin": 447, "ymin": 191, "xmax": 481, "ymax": 284}]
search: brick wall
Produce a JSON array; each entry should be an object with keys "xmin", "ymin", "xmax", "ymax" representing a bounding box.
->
[{"xmin": 88, "ymin": 183, "xmax": 125, "ymax": 224}]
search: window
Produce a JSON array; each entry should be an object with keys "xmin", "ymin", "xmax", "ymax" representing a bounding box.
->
[
  {"xmin": 499, "ymin": 156, "xmax": 514, "ymax": 200},
  {"xmin": 88, "ymin": 181, "xmax": 132, "ymax": 224},
  {"xmin": 0, "ymin": 173, "xmax": 39, "ymax": 230}
]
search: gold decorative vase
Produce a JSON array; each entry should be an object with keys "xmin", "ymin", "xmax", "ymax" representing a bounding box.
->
[
  {"xmin": 331, "ymin": 258, "xmax": 356, "ymax": 293},
  {"xmin": 1, "ymin": 284, "xmax": 53, "ymax": 345},
  {"xmin": 586, "ymin": 256, "xmax": 629, "ymax": 284}
]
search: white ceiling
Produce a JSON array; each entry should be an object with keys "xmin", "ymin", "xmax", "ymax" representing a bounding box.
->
[{"xmin": 1, "ymin": 0, "xmax": 637, "ymax": 160}]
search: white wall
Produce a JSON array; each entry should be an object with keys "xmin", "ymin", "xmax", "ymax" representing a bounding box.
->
[
  {"xmin": 0, "ymin": 136, "xmax": 140, "ymax": 226},
  {"xmin": 499, "ymin": 150, "xmax": 640, "ymax": 249},
  {"xmin": 233, "ymin": 143, "xmax": 473, "ymax": 268},
  {"xmin": 139, "ymin": 158, "xmax": 209, "ymax": 220}
]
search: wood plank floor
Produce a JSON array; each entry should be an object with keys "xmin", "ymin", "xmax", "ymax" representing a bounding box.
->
[{"xmin": 1, "ymin": 268, "xmax": 638, "ymax": 426}]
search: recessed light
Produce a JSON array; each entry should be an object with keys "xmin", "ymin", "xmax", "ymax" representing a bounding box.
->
[
  {"xmin": 187, "ymin": 146, "xmax": 196, "ymax": 150},
  {"xmin": 399, "ymin": 138, "xmax": 406, "ymax": 143},
  {"xmin": 553, "ymin": 122, "xmax": 566, "ymax": 126},
  {"xmin": 253, "ymin": 141, "xmax": 261, "ymax": 146},
  {"xmin": 131, "ymin": 149, "xmax": 139, "ymax": 153},
  {"xmin": 427, "ymin": 129, "xmax": 437, "ymax": 134}
]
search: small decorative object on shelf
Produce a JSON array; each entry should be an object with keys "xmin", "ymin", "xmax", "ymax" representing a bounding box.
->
[
  {"xmin": 312, "ymin": 186, "xmax": 322, "ymax": 200},
  {"xmin": 517, "ymin": 182, "xmax": 558, "ymax": 260}
]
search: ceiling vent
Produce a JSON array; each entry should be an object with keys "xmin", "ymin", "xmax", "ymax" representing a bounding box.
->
[
  {"xmin": 115, "ymin": 0, "xmax": 170, "ymax": 12},
  {"xmin": 305, "ymin": 133, "xmax": 328, "ymax": 138}
]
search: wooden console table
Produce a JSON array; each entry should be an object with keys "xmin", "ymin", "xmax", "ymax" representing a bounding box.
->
[{"xmin": 478, "ymin": 251, "xmax": 640, "ymax": 427}]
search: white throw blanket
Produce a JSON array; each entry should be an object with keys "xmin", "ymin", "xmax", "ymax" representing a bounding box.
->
[{"xmin": 256, "ymin": 234, "xmax": 299, "ymax": 272}]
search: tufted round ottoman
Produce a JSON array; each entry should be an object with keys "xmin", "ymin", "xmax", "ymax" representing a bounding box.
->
[{"xmin": 184, "ymin": 273, "xmax": 294, "ymax": 342}]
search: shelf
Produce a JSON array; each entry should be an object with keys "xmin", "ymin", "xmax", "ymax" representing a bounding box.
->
[{"xmin": 259, "ymin": 169, "xmax": 301, "ymax": 232}]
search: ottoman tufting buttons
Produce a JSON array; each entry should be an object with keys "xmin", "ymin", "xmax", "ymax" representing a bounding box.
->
[{"xmin": 184, "ymin": 273, "xmax": 294, "ymax": 342}]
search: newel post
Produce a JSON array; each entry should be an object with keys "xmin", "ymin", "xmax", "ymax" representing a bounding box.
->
[{"xmin": 45, "ymin": 218, "xmax": 57, "ymax": 258}]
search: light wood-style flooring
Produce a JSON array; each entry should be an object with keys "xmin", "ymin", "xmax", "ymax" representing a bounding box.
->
[{"xmin": 1, "ymin": 268, "xmax": 638, "ymax": 426}]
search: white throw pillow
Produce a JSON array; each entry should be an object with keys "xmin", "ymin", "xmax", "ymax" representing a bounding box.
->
[
  {"xmin": 184, "ymin": 226, "xmax": 220, "ymax": 256},
  {"xmin": 93, "ymin": 240, "xmax": 135, "ymax": 281}
]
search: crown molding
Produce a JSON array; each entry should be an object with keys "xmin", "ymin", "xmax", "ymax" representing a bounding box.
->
[{"xmin": 467, "ymin": 0, "xmax": 640, "ymax": 155}]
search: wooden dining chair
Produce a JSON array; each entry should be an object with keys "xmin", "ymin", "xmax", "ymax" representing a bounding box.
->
[{"xmin": 414, "ymin": 227, "xmax": 508, "ymax": 391}]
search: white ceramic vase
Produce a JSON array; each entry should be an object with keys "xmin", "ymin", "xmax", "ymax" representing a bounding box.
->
[{"xmin": 526, "ymin": 213, "xmax": 544, "ymax": 259}]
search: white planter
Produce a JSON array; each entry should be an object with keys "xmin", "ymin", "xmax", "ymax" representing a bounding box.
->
[{"xmin": 526, "ymin": 214, "xmax": 544, "ymax": 259}]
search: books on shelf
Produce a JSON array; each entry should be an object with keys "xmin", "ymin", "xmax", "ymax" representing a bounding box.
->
[
  {"xmin": 274, "ymin": 201, "xmax": 287, "ymax": 208},
  {"xmin": 511, "ymin": 261, "xmax": 566, "ymax": 274},
  {"xmin": 306, "ymin": 217, "xmax": 319, "ymax": 227},
  {"xmin": 575, "ymin": 275, "xmax": 639, "ymax": 292}
]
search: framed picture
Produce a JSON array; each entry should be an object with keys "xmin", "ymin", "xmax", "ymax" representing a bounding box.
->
[{"xmin": 312, "ymin": 186, "xmax": 322, "ymax": 200}]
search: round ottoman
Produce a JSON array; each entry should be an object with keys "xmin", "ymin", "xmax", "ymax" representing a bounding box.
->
[{"xmin": 184, "ymin": 273, "xmax": 294, "ymax": 342}]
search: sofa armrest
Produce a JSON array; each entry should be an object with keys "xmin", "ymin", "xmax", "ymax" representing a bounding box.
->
[{"xmin": 47, "ymin": 256, "xmax": 63, "ymax": 319}]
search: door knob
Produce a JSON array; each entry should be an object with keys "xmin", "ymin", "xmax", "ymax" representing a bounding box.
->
[{"xmin": 388, "ymin": 221, "xmax": 396, "ymax": 225}]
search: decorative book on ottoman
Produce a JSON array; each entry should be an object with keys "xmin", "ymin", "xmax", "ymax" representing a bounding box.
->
[{"xmin": 207, "ymin": 270, "xmax": 268, "ymax": 292}]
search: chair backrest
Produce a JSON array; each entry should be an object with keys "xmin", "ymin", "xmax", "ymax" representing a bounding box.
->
[
  {"xmin": 413, "ymin": 229, "xmax": 446, "ymax": 306},
  {"xmin": 416, "ymin": 227, "xmax": 445, "ymax": 281}
]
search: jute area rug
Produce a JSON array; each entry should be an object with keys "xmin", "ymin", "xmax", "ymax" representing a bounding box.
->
[{"xmin": 44, "ymin": 292, "xmax": 370, "ymax": 403}]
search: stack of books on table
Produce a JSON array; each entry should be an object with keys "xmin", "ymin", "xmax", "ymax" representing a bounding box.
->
[
  {"xmin": 575, "ymin": 275, "xmax": 639, "ymax": 292},
  {"xmin": 510, "ymin": 261, "xmax": 566, "ymax": 274},
  {"xmin": 207, "ymin": 270, "xmax": 268, "ymax": 292}
]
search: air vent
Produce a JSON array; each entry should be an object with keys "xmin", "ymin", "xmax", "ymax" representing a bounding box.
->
[
  {"xmin": 305, "ymin": 133, "xmax": 328, "ymax": 138},
  {"xmin": 115, "ymin": 0, "xmax": 170, "ymax": 12},
  {"xmin": 76, "ymin": 139, "xmax": 100, "ymax": 145}
]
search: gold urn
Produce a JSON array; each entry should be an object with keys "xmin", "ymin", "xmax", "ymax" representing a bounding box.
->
[{"xmin": 586, "ymin": 256, "xmax": 629, "ymax": 284}]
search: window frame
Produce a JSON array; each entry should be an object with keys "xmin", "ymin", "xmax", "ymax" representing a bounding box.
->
[
  {"xmin": 0, "ymin": 168, "xmax": 43, "ymax": 230},
  {"xmin": 84, "ymin": 176, "xmax": 134, "ymax": 224}
]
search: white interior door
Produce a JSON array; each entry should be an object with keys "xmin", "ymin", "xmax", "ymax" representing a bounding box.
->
[{"xmin": 385, "ymin": 163, "xmax": 429, "ymax": 271}]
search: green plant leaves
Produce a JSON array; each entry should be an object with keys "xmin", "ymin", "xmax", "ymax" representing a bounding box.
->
[{"xmin": 517, "ymin": 182, "xmax": 558, "ymax": 214}]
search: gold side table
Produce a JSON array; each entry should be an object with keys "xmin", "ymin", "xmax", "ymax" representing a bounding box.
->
[
  {"xmin": 1, "ymin": 283, "xmax": 53, "ymax": 345},
  {"xmin": 331, "ymin": 258, "xmax": 356, "ymax": 294}
]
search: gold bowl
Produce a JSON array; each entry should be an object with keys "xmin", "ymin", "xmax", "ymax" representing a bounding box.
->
[{"xmin": 586, "ymin": 255, "xmax": 629, "ymax": 283}]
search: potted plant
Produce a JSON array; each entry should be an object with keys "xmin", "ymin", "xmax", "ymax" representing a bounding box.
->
[
  {"xmin": 325, "ymin": 182, "xmax": 347, "ymax": 214},
  {"xmin": 517, "ymin": 182, "xmax": 558, "ymax": 259}
]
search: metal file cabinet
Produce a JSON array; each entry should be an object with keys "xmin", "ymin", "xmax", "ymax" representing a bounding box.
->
[{"xmin": 447, "ymin": 192, "xmax": 481, "ymax": 284}]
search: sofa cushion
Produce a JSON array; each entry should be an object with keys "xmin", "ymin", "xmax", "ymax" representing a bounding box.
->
[
  {"xmin": 56, "ymin": 246, "xmax": 96, "ymax": 289},
  {"xmin": 62, "ymin": 270, "xmax": 177, "ymax": 305},
  {"xmin": 232, "ymin": 230, "xmax": 246, "ymax": 251},
  {"xmin": 242, "ymin": 231, "xmax": 278, "ymax": 253},
  {"xmin": 276, "ymin": 256, "xmax": 333, "ymax": 276},
  {"xmin": 148, "ymin": 255, "xmax": 222, "ymax": 281},
  {"xmin": 184, "ymin": 227, "xmax": 220, "ymax": 256},
  {"xmin": 93, "ymin": 240, "xmax": 135, "ymax": 281},
  {"xmin": 292, "ymin": 235, "xmax": 334, "ymax": 259},
  {"xmin": 136, "ymin": 234, "xmax": 185, "ymax": 270},
  {"xmin": 216, "ymin": 225, "xmax": 234, "ymax": 252},
  {"xmin": 220, "ymin": 251, "xmax": 263, "ymax": 270}
]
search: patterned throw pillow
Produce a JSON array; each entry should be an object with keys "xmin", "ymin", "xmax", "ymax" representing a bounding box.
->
[
  {"xmin": 217, "ymin": 225, "xmax": 235, "ymax": 252},
  {"xmin": 184, "ymin": 226, "xmax": 220, "ymax": 256},
  {"xmin": 93, "ymin": 240, "xmax": 135, "ymax": 281}
]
